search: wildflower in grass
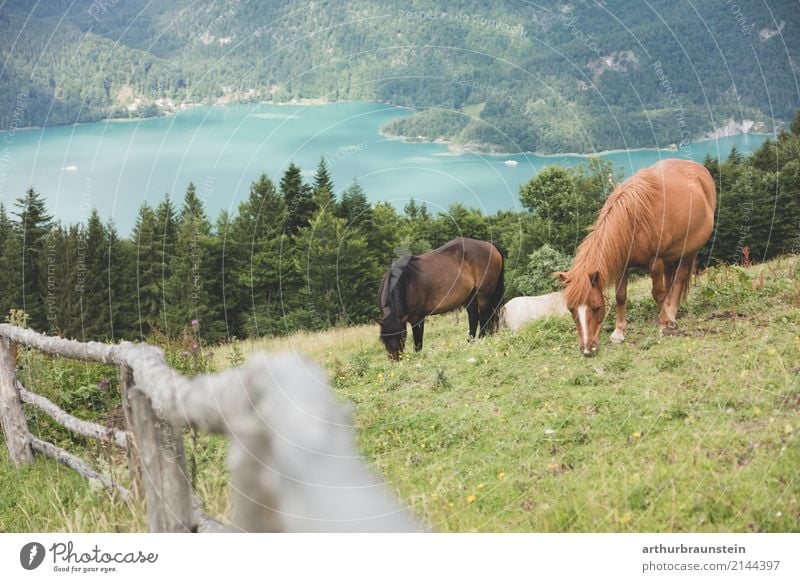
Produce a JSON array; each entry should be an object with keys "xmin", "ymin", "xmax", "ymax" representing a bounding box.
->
[
  {"xmin": 467, "ymin": 494, "xmax": 476, "ymax": 503},
  {"xmin": 191, "ymin": 319, "xmax": 199, "ymax": 328},
  {"xmin": 97, "ymin": 377, "xmax": 110, "ymax": 390},
  {"xmin": 497, "ymin": 471, "xmax": 506, "ymax": 480},
  {"xmin": 477, "ymin": 483, "xmax": 485, "ymax": 490}
]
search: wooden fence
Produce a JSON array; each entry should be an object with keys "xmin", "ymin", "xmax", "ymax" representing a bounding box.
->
[{"xmin": 0, "ymin": 324, "xmax": 418, "ymax": 532}]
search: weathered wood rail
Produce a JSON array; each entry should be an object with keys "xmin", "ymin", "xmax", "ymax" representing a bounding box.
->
[{"xmin": 0, "ymin": 324, "xmax": 418, "ymax": 532}]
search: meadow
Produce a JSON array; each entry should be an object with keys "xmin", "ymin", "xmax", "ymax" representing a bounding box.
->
[{"xmin": 2, "ymin": 256, "xmax": 799, "ymax": 532}]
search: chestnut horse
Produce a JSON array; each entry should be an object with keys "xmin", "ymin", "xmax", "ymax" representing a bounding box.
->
[
  {"xmin": 557, "ymin": 159, "xmax": 716, "ymax": 356},
  {"xmin": 377, "ymin": 238, "xmax": 505, "ymax": 361}
]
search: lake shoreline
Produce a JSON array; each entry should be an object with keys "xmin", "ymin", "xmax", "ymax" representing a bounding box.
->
[
  {"xmin": 377, "ymin": 125, "xmax": 775, "ymax": 159},
  {"xmin": 3, "ymin": 100, "xmax": 774, "ymax": 159}
]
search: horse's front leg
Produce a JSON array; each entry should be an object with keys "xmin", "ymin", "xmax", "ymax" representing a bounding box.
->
[
  {"xmin": 610, "ymin": 270, "xmax": 628, "ymax": 344},
  {"xmin": 412, "ymin": 319, "xmax": 425, "ymax": 352}
]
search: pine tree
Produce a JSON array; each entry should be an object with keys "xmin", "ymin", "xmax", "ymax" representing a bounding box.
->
[
  {"xmin": 153, "ymin": 194, "xmax": 178, "ymax": 333},
  {"xmin": 281, "ymin": 162, "xmax": 316, "ymax": 235},
  {"xmin": 293, "ymin": 209, "xmax": 380, "ymax": 328},
  {"xmin": 312, "ymin": 157, "xmax": 336, "ymax": 210},
  {"xmin": 227, "ymin": 174, "xmax": 288, "ymax": 337},
  {"xmin": 402, "ymin": 198, "xmax": 434, "ymax": 254},
  {"xmin": 106, "ymin": 220, "xmax": 136, "ymax": 340},
  {"xmin": 337, "ymin": 179, "xmax": 372, "ymax": 228},
  {"xmin": 727, "ymin": 146, "xmax": 744, "ymax": 166},
  {"xmin": 13, "ymin": 187, "xmax": 53, "ymax": 330},
  {"xmin": 165, "ymin": 183, "xmax": 223, "ymax": 340},
  {"xmin": 77, "ymin": 209, "xmax": 111, "ymax": 340},
  {"xmin": 131, "ymin": 203, "xmax": 159, "ymax": 337},
  {"xmin": 0, "ymin": 204, "xmax": 19, "ymax": 315}
]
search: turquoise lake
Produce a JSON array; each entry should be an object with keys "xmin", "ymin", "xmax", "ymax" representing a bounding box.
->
[{"xmin": 0, "ymin": 101, "xmax": 769, "ymax": 235}]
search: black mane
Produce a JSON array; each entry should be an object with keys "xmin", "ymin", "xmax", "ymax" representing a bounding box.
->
[{"xmin": 384, "ymin": 255, "xmax": 418, "ymax": 319}]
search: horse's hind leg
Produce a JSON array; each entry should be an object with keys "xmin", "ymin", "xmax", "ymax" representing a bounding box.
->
[
  {"xmin": 610, "ymin": 270, "xmax": 628, "ymax": 344},
  {"xmin": 661, "ymin": 257, "xmax": 692, "ymax": 336},
  {"xmin": 466, "ymin": 300, "xmax": 479, "ymax": 341},
  {"xmin": 412, "ymin": 319, "xmax": 425, "ymax": 352},
  {"xmin": 658, "ymin": 260, "xmax": 678, "ymax": 332},
  {"xmin": 650, "ymin": 259, "xmax": 667, "ymax": 313}
]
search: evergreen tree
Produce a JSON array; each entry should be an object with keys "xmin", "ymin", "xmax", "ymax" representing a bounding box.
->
[
  {"xmin": 228, "ymin": 174, "xmax": 288, "ymax": 337},
  {"xmin": 0, "ymin": 204, "xmax": 21, "ymax": 316},
  {"xmin": 13, "ymin": 187, "xmax": 53, "ymax": 329},
  {"xmin": 76, "ymin": 210, "xmax": 111, "ymax": 340},
  {"xmin": 403, "ymin": 198, "xmax": 434, "ymax": 254},
  {"xmin": 337, "ymin": 179, "xmax": 372, "ymax": 229},
  {"xmin": 153, "ymin": 194, "xmax": 178, "ymax": 332},
  {"xmin": 131, "ymin": 203, "xmax": 160, "ymax": 337},
  {"xmin": 368, "ymin": 202, "xmax": 403, "ymax": 272},
  {"xmin": 106, "ymin": 220, "xmax": 136, "ymax": 340},
  {"xmin": 727, "ymin": 146, "xmax": 744, "ymax": 166},
  {"xmin": 281, "ymin": 162, "xmax": 316, "ymax": 235},
  {"xmin": 312, "ymin": 157, "xmax": 336, "ymax": 210},
  {"xmin": 293, "ymin": 209, "xmax": 380, "ymax": 329},
  {"xmin": 165, "ymin": 183, "xmax": 223, "ymax": 340}
]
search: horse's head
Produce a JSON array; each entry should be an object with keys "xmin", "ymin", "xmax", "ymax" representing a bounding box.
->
[
  {"xmin": 377, "ymin": 314, "xmax": 408, "ymax": 361},
  {"xmin": 557, "ymin": 270, "xmax": 605, "ymax": 357}
]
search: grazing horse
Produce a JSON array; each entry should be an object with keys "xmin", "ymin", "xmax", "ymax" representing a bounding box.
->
[
  {"xmin": 557, "ymin": 159, "xmax": 716, "ymax": 356},
  {"xmin": 499, "ymin": 292, "xmax": 569, "ymax": 331},
  {"xmin": 377, "ymin": 238, "xmax": 505, "ymax": 361}
]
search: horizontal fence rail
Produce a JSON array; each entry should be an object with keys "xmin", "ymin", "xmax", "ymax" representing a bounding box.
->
[{"xmin": 0, "ymin": 324, "xmax": 419, "ymax": 532}]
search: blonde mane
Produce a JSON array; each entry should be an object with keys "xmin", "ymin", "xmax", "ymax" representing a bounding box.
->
[{"xmin": 564, "ymin": 169, "xmax": 660, "ymax": 306}]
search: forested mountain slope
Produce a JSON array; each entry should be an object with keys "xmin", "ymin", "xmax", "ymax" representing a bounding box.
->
[{"xmin": 1, "ymin": 0, "xmax": 797, "ymax": 152}]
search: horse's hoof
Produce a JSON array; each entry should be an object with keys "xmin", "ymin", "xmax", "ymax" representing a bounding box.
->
[
  {"xmin": 609, "ymin": 329, "xmax": 625, "ymax": 344},
  {"xmin": 660, "ymin": 324, "xmax": 682, "ymax": 337}
]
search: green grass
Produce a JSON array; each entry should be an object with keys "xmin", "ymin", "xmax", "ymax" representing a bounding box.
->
[
  {"xmin": 0, "ymin": 446, "xmax": 145, "ymax": 532},
  {"xmin": 2, "ymin": 257, "xmax": 799, "ymax": 531}
]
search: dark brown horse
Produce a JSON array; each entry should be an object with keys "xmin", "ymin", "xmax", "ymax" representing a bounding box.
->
[{"xmin": 377, "ymin": 238, "xmax": 505, "ymax": 360}]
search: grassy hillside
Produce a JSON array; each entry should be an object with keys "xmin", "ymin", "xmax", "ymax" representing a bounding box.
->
[{"xmin": 2, "ymin": 256, "xmax": 799, "ymax": 531}]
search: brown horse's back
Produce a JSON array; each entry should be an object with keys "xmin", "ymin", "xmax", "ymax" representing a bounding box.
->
[
  {"xmin": 632, "ymin": 159, "xmax": 716, "ymax": 264},
  {"xmin": 413, "ymin": 238, "xmax": 503, "ymax": 316}
]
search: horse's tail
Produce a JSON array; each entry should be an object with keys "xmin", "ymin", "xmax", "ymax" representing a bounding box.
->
[{"xmin": 484, "ymin": 244, "xmax": 505, "ymax": 334}]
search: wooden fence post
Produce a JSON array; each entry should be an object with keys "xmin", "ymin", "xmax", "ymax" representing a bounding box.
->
[
  {"xmin": 118, "ymin": 365, "xmax": 143, "ymax": 500},
  {"xmin": 120, "ymin": 364, "xmax": 194, "ymax": 532},
  {"xmin": 0, "ymin": 336, "xmax": 33, "ymax": 465}
]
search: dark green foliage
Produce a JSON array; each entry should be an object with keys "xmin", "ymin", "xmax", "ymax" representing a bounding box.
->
[
  {"xmin": 13, "ymin": 188, "xmax": 53, "ymax": 330},
  {"xmin": 703, "ymin": 129, "xmax": 800, "ymax": 265},
  {"xmin": 337, "ymin": 180, "xmax": 372, "ymax": 229},
  {"xmin": 281, "ymin": 163, "xmax": 317, "ymax": 235},
  {"xmin": 517, "ymin": 158, "xmax": 618, "ymax": 255},
  {"xmin": 509, "ymin": 244, "xmax": 572, "ymax": 297},
  {"xmin": 312, "ymin": 157, "xmax": 336, "ymax": 211}
]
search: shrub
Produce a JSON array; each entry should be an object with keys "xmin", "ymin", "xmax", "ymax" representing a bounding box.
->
[{"xmin": 512, "ymin": 244, "xmax": 572, "ymax": 296}]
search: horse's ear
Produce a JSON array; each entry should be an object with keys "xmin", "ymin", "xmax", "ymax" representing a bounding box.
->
[
  {"xmin": 588, "ymin": 271, "xmax": 601, "ymax": 287},
  {"xmin": 375, "ymin": 318, "xmax": 383, "ymax": 326},
  {"xmin": 554, "ymin": 271, "xmax": 568, "ymax": 284}
]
